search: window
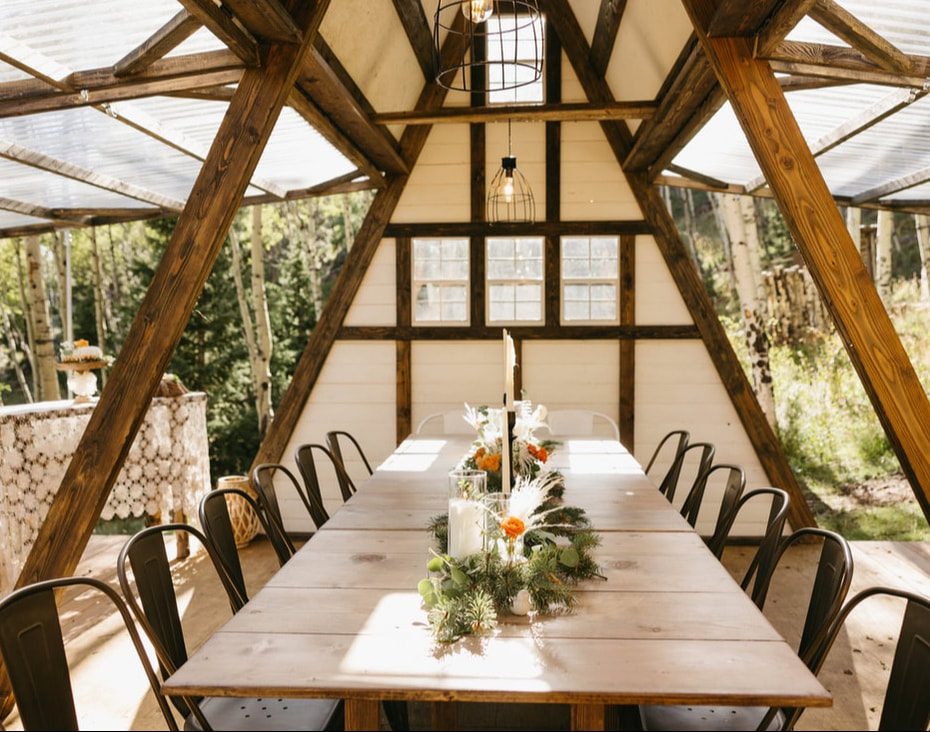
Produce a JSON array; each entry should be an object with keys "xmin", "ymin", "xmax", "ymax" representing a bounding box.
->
[
  {"xmin": 412, "ymin": 238, "xmax": 469, "ymax": 325},
  {"xmin": 561, "ymin": 236, "xmax": 619, "ymax": 323},
  {"xmin": 486, "ymin": 14, "xmax": 544, "ymax": 104},
  {"xmin": 486, "ymin": 237, "xmax": 544, "ymax": 324}
]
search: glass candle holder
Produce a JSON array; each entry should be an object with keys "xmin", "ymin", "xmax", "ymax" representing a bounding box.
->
[
  {"xmin": 447, "ymin": 469, "xmax": 487, "ymax": 559},
  {"xmin": 483, "ymin": 492, "xmax": 526, "ymax": 563}
]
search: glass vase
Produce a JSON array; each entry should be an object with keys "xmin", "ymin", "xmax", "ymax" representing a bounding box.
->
[{"xmin": 447, "ymin": 469, "xmax": 487, "ymax": 559}]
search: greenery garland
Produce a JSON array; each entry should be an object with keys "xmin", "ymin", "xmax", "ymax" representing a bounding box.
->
[{"xmin": 420, "ymin": 453, "xmax": 602, "ymax": 643}]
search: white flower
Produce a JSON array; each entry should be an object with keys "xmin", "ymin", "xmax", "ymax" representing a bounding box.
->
[{"xmin": 511, "ymin": 589, "xmax": 532, "ymax": 616}]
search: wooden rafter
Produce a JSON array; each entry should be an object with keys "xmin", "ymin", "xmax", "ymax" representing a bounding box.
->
[
  {"xmin": 544, "ymin": 0, "xmax": 817, "ymax": 531},
  {"xmin": 0, "ymin": 139, "xmax": 184, "ymax": 210},
  {"xmin": 684, "ymin": 0, "xmax": 930, "ymax": 525},
  {"xmin": 853, "ymin": 166, "xmax": 930, "ymax": 205},
  {"xmin": 391, "ymin": 0, "xmax": 435, "ymax": 81},
  {"xmin": 808, "ymin": 0, "xmax": 910, "ymax": 73},
  {"xmin": 755, "ymin": 0, "xmax": 817, "ymax": 57},
  {"xmin": 300, "ymin": 38, "xmax": 408, "ymax": 174},
  {"xmin": 222, "ymin": 0, "xmax": 302, "ymax": 43},
  {"xmin": 252, "ymin": 14, "xmax": 472, "ymax": 471},
  {"xmin": 373, "ymin": 100, "xmax": 656, "ymax": 125},
  {"xmin": 667, "ymin": 163, "xmax": 729, "ymax": 190},
  {"xmin": 176, "ymin": 0, "xmax": 260, "ymax": 65},
  {"xmin": 590, "ymin": 0, "xmax": 627, "ymax": 76},
  {"xmin": 113, "ymin": 10, "xmax": 203, "ymax": 77},
  {"xmin": 707, "ymin": 0, "xmax": 780, "ymax": 36},
  {"xmin": 0, "ymin": 196, "xmax": 81, "ymax": 226},
  {"xmin": 12, "ymin": 0, "xmax": 333, "ymax": 615},
  {"xmin": 764, "ymin": 41, "xmax": 930, "ymax": 88},
  {"xmin": 746, "ymin": 86, "xmax": 922, "ymax": 192}
]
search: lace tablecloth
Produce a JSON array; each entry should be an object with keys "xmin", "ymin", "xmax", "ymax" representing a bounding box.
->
[{"xmin": 0, "ymin": 392, "xmax": 210, "ymax": 592}]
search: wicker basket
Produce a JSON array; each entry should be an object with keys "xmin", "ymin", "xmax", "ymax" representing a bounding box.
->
[{"xmin": 217, "ymin": 475, "xmax": 262, "ymax": 547}]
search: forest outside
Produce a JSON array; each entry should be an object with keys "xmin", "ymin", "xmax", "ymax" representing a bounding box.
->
[{"xmin": 666, "ymin": 187, "xmax": 930, "ymax": 541}]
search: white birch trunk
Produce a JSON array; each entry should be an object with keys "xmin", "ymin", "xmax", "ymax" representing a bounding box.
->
[
  {"xmin": 721, "ymin": 195, "xmax": 777, "ymax": 427},
  {"xmin": 915, "ymin": 214, "xmax": 930, "ymax": 306},
  {"xmin": 89, "ymin": 228, "xmax": 108, "ymax": 353},
  {"xmin": 229, "ymin": 227, "xmax": 262, "ymax": 420},
  {"xmin": 1, "ymin": 301, "xmax": 33, "ymax": 403},
  {"xmin": 250, "ymin": 206, "xmax": 274, "ymax": 435},
  {"xmin": 24, "ymin": 236, "xmax": 60, "ymax": 401},
  {"xmin": 846, "ymin": 207, "xmax": 864, "ymax": 266},
  {"xmin": 301, "ymin": 200, "xmax": 325, "ymax": 321},
  {"xmin": 876, "ymin": 209, "xmax": 893, "ymax": 301},
  {"xmin": 13, "ymin": 238, "xmax": 38, "ymax": 392},
  {"xmin": 341, "ymin": 194, "xmax": 355, "ymax": 251}
]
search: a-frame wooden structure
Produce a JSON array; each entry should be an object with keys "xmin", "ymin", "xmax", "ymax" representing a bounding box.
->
[{"xmin": 3, "ymin": 4, "xmax": 930, "ymax": 692}]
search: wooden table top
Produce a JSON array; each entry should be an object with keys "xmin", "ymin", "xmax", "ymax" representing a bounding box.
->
[{"xmin": 163, "ymin": 435, "xmax": 830, "ymax": 714}]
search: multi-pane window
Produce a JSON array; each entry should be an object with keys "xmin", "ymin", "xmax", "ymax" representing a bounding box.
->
[
  {"xmin": 487, "ymin": 15, "xmax": 544, "ymax": 104},
  {"xmin": 486, "ymin": 237, "xmax": 544, "ymax": 324},
  {"xmin": 561, "ymin": 236, "xmax": 619, "ymax": 323},
  {"xmin": 412, "ymin": 238, "xmax": 469, "ymax": 325}
]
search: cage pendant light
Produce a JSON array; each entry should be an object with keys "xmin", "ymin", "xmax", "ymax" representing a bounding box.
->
[
  {"xmin": 433, "ymin": 1, "xmax": 543, "ymax": 93},
  {"xmin": 488, "ymin": 120, "xmax": 535, "ymax": 223}
]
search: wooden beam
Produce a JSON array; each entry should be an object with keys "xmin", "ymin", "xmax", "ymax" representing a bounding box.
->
[
  {"xmin": 808, "ymin": 0, "xmax": 911, "ymax": 73},
  {"xmin": 755, "ymin": 0, "xmax": 817, "ymax": 57},
  {"xmin": 223, "ymin": 0, "xmax": 302, "ymax": 43},
  {"xmin": 176, "ymin": 0, "xmax": 261, "ymax": 65},
  {"xmin": 113, "ymin": 10, "xmax": 203, "ymax": 77},
  {"xmin": 0, "ymin": 139, "xmax": 185, "ymax": 210},
  {"xmin": 545, "ymin": 21, "xmax": 561, "ymax": 326},
  {"xmin": 776, "ymin": 74, "xmax": 852, "ymax": 92},
  {"xmin": 667, "ymin": 163, "xmax": 729, "ymax": 190},
  {"xmin": 300, "ymin": 38, "xmax": 408, "ymax": 174},
  {"xmin": 337, "ymin": 325, "xmax": 701, "ymax": 340},
  {"xmin": 392, "ymin": 0, "xmax": 435, "ymax": 81},
  {"xmin": 683, "ymin": 0, "xmax": 930, "ymax": 525},
  {"xmin": 0, "ymin": 196, "xmax": 69, "ymax": 223},
  {"xmin": 546, "ymin": 0, "xmax": 817, "ymax": 530},
  {"xmin": 252, "ymin": 15, "xmax": 472, "ymax": 471},
  {"xmin": 384, "ymin": 220, "xmax": 652, "ymax": 237},
  {"xmin": 590, "ymin": 0, "xmax": 627, "ymax": 76},
  {"xmin": 396, "ymin": 236, "xmax": 412, "ymax": 444},
  {"xmin": 764, "ymin": 41, "xmax": 930, "ymax": 88},
  {"xmin": 707, "ymin": 0, "xmax": 780, "ymax": 36},
  {"xmin": 373, "ymin": 100, "xmax": 657, "ymax": 125},
  {"xmin": 618, "ymin": 233, "xmax": 635, "ymax": 450},
  {"xmin": 853, "ymin": 165, "xmax": 930, "ymax": 205},
  {"xmin": 14, "ymin": 0, "xmax": 332, "ymax": 632},
  {"xmin": 0, "ymin": 51, "xmax": 244, "ymax": 118}
]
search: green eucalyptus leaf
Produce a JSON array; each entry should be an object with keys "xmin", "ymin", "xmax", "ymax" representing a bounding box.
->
[
  {"xmin": 559, "ymin": 546, "xmax": 580, "ymax": 568},
  {"xmin": 427, "ymin": 556, "xmax": 444, "ymax": 573},
  {"xmin": 418, "ymin": 578, "xmax": 434, "ymax": 597},
  {"xmin": 450, "ymin": 567, "xmax": 468, "ymax": 585}
]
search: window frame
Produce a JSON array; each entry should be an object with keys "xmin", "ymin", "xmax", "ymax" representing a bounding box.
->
[
  {"xmin": 410, "ymin": 237, "xmax": 471, "ymax": 327},
  {"xmin": 559, "ymin": 235, "xmax": 621, "ymax": 326},
  {"xmin": 485, "ymin": 235, "xmax": 545, "ymax": 326}
]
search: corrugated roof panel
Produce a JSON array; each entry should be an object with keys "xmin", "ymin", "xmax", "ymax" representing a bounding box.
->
[
  {"xmin": 0, "ymin": 0, "xmax": 186, "ymax": 74},
  {"xmin": 0, "ymin": 210, "xmax": 51, "ymax": 229},
  {"xmin": 0, "ymin": 157, "xmax": 155, "ymax": 209},
  {"xmin": 789, "ymin": 0, "xmax": 930, "ymax": 56}
]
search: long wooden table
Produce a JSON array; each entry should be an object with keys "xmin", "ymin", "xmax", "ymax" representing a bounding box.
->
[{"xmin": 163, "ymin": 436, "xmax": 830, "ymax": 730}]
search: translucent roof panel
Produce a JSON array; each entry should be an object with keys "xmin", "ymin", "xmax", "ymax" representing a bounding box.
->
[
  {"xmin": 0, "ymin": 157, "xmax": 154, "ymax": 209},
  {"xmin": 0, "ymin": 211, "xmax": 51, "ymax": 229},
  {"xmin": 0, "ymin": 59, "xmax": 31, "ymax": 85},
  {"xmin": 788, "ymin": 1, "xmax": 930, "ymax": 56},
  {"xmin": 0, "ymin": 0, "xmax": 194, "ymax": 73},
  {"xmin": 167, "ymin": 26, "xmax": 227, "ymax": 57},
  {"xmin": 0, "ymin": 107, "xmax": 206, "ymax": 203}
]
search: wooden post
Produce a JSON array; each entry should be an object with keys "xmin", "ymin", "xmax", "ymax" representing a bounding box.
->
[
  {"xmin": 396, "ymin": 237, "xmax": 412, "ymax": 444},
  {"xmin": 683, "ymin": 0, "xmax": 930, "ymax": 523},
  {"xmin": 618, "ymin": 233, "xmax": 635, "ymax": 449},
  {"xmin": 14, "ymin": 0, "xmax": 333, "ymax": 587},
  {"xmin": 24, "ymin": 235, "xmax": 60, "ymax": 401}
]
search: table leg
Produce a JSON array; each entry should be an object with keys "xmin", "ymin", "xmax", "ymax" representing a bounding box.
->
[
  {"xmin": 345, "ymin": 699, "xmax": 380, "ymax": 730},
  {"xmin": 571, "ymin": 703, "xmax": 606, "ymax": 731},
  {"xmin": 172, "ymin": 508, "xmax": 190, "ymax": 558},
  {"xmin": 431, "ymin": 701, "xmax": 457, "ymax": 730}
]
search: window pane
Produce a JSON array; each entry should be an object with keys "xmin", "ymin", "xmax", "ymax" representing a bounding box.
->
[
  {"xmin": 591, "ymin": 300, "xmax": 616, "ymax": 320},
  {"xmin": 591, "ymin": 237, "xmax": 618, "ymax": 258},
  {"xmin": 564, "ymin": 300, "xmax": 589, "ymax": 321},
  {"xmin": 591, "ymin": 284, "xmax": 616, "ymax": 301},
  {"xmin": 445, "ymin": 285, "xmax": 467, "ymax": 303},
  {"xmin": 490, "ymin": 300, "xmax": 514, "ymax": 321},
  {"xmin": 412, "ymin": 239, "xmax": 470, "ymax": 325},
  {"xmin": 515, "ymin": 301, "xmax": 541, "ymax": 321},
  {"xmin": 563, "ymin": 258, "xmax": 589, "ymax": 278},
  {"xmin": 415, "ymin": 284, "xmax": 439, "ymax": 321},
  {"xmin": 516, "ymin": 238, "xmax": 542, "ymax": 258},
  {"xmin": 565, "ymin": 283, "xmax": 588, "ymax": 301},
  {"xmin": 563, "ymin": 237, "xmax": 588, "ymax": 257},
  {"xmin": 488, "ymin": 238, "xmax": 514, "ymax": 258},
  {"xmin": 515, "ymin": 284, "xmax": 540, "ymax": 302},
  {"xmin": 591, "ymin": 257, "xmax": 618, "ymax": 278},
  {"xmin": 448, "ymin": 239, "xmax": 469, "ymax": 258}
]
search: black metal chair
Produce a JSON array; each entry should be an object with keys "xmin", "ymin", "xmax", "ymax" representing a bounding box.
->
[
  {"xmin": 0, "ymin": 576, "xmax": 179, "ymax": 731},
  {"xmin": 678, "ymin": 463, "xmax": 745, "ymax": 530},
  {"xmin": 117, "ymin": 524, "xmax": 342, "ymax": 731},
  {"xmin": 199, "ymin": 488, "xmax": 293, "ymax": 599},
  {"xmin": 295, "ymin": 442, "xmax": 356, "ymax": 508},
  {"xmin": 707, "ymin": 487, "xmax": 791, "ymax": 609},
  {"xmin": 638, "ymin": 527, "xmax": 854, "ymax": 732},
  {"xmin": 326, "ymin": 429, "xmax": 373, "ymax": 494},
  {"xmin": 644, "ymin": 429, "xmax": 690, "ymax": 496},
  {"xmin": 784, "ymin": 586, "xmax": 930, "ymax": 731},
  {"xmin": 251, "ymin": 462, "xmax": 318, "ymax": 542},
  {"xmin": 661, "ymin": 441, "xmax": 715, "ymax": 504}
]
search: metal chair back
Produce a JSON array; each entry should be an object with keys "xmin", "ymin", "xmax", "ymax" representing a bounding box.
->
[
  {"xmin": 644, "ymin": 429, "xmax": 690, "ymax": 480},
  {"xmin": 662, "ymin": 440, "xmax": 714, "ymax": 503},
  {"xmin": 295, "ymin": 442, "xmax": 355, "ymax": 507},
  {"xmin": 0, "ymin": 576, "xmax": 178, "ymax": 731},
  {"xmin": 679, "ymin": 463, "xmax": 745, "ymax": 530},
  {"xmin": 326, "ymin": 430, "xmax": 374, "ymax": 479},
  {"xmin": 250, "ymin": 463, "xmax": 305, "ymax": 547}
]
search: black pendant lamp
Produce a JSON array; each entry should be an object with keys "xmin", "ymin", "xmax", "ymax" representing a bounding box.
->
[{"xmin": 487, "ymin": 119, "xmax": 535, "ymax": 223}]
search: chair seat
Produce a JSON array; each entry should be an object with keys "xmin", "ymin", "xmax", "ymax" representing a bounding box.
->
[
  {"xmin": 186, "ymin": 695, "xmax": 342, "ymax": 731},
  {"xmin": 640, "ymin": 704, "xmax": 784, "ymax": 731}
]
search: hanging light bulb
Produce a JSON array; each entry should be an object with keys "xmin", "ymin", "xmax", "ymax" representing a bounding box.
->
[
  {"xmin": 487, "ymin": 120, "xmax": 535, "ymax": 223},
  {"xmin": 461, "ymin": 0, "xmax": 494, "ymax": 23}
]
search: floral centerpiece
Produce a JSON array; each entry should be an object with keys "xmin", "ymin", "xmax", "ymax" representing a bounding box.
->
[{"xmin": 420, "ymin": 401, "xmax": 602, "ymax": 643}]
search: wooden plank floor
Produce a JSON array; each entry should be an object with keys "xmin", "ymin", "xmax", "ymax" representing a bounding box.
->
[{"xmin": 2, "ymin": 535, "xmax": 927, "ymax": 731}]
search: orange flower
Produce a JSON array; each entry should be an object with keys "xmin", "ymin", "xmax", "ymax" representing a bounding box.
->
[
  {"xmin": 474, "ymin": 447, "xmax": 486, "ymax": 460},
  {"xmin": 500, "ymin": 516, "xmax": 525, "ymax": 539},
  {"xmin": 477, "ymin": 452, "xmax": 501, "ymax": 472},
  {"xmin": 74, "ymin": 339, "xmax": 89, "ymax": 348},
  {"xmin": 527, "ymin": 443, "xmax": 548, "ymax": 463}
]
